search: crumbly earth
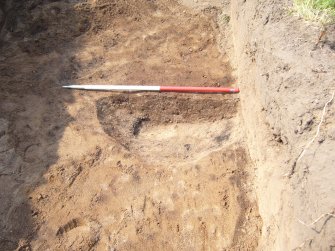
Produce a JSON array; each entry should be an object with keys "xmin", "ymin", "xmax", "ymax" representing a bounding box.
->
[
  {"xmin": 0, "ymin": 0, "xmax": 261, "ymax": 250},
  {"xmin": 227, "ymin": 0, "xmax": 335, "ymax": 250}
]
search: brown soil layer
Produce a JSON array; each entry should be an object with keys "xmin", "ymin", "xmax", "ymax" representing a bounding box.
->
[
  {"xmin": 96, "ymin": 94, "xmax": 237, "ymax": 144},
  {"xmin": 0, "ymin": 0, "xmax": 261, "ymax": 250}
]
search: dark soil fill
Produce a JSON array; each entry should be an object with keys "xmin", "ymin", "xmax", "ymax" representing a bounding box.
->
[{"xmin": 96, "ymin": 94, "xmax": 237, "ymax": 141}]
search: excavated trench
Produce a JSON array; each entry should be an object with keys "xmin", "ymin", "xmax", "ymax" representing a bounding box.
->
[{"xmin": 0, "ymin": 0, "xmax": 262, "ymax": 250}]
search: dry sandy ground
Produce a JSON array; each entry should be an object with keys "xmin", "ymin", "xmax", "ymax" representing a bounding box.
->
[
  {"xmin": 0, "ymin": 0, "xmax": 261, "ymax": 250},
  {"xmin": 228, "ymin": 0, "xmax": 335, "ymax": 250}
]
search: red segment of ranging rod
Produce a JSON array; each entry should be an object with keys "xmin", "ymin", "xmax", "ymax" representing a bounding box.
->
[{"xmin": 160, "ymin": 86, "xmax": 240, "ymax": 93}]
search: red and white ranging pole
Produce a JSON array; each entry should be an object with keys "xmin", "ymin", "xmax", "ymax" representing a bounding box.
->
[{"xmin": 62, "ymin": 85, "xmax": 240, "ymax": 94}]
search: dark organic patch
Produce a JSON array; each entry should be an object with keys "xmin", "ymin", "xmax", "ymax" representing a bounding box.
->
[
  {"xmin": 327, "ymin": 41, "xmax": 335, "ymax": 51},
  {"xmin": 214, "ymin": 132, "xmax": 230, "ymax": 143},
  {"xmin": 132, "ymin": 116, "xmax": 149, "ymax": 136},
  {"xmin": 56, "ymin": 218, "xmax": 83, "ymax": 236},
  {"xmin": 96, "ymin": 94, "xmax": 237, "ymax": 143}
]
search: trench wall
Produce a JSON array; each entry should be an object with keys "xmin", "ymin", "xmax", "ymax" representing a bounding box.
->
[{"xmin": 227, "ymin": 0, "xmax": 335, "ymax": 250}]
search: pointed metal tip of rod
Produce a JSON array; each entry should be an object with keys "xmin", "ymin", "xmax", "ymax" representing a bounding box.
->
[{"xmin": 62, "ymin": 85, "xmax": 74, "ymax": 89}]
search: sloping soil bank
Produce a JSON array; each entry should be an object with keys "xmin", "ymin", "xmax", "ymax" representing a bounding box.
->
[
  {"xmin": 226, "ymin": 0, "xmax": 335, "ymax": 250},
  {"xmin": 0, "ymin": 0, "xmax": 261, "ymax": 250}
]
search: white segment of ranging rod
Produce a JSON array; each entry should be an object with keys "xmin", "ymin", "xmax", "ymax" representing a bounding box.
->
[{"xmin": 62, "ymin": 85, "xmax": 160, "ymax": 92}]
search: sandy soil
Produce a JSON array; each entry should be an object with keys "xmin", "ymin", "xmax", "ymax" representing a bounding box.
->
[
  {"xmin": 0, "ymin": 0, "xmax": 261, "ymax": 250},
  {"xmin": 227, "ymin": 0, "xmax": 335, "ymax": 250}
]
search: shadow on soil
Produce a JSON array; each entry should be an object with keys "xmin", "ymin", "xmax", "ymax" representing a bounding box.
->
[{"xmin": 0, "ymin": 1, "xmax": 89, "ymax": 249}]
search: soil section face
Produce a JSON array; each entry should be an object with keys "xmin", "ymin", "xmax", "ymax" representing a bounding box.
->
[{"xmin": 227, "ymin": 0, "xmax": 335, "ymax": 250}]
